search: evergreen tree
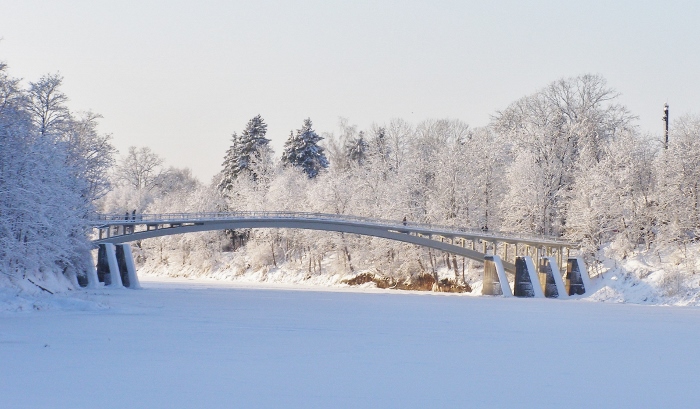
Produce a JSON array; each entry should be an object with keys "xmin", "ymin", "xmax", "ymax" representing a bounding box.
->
[
  {"xmin": 345, "ymin": 131, "xmax": 369, "ymax": 166},
  {"xmin": 218, "ymin": 132, "xmax": 239, "ymax": 192},
  {"xmin": 218, "ymin": 115, "xmax": 271, "ymax": 192},
  {"xmin": 367, "ymin": 126, "xmax": 392, "ymax": 170},
  {"xmin": 238, "ymin": 114, "xmax": 270, "ymax": 175},
  {"xmin": 371, "ymin": 127, "xmax": 388, "ymax": 157},
  {"xmin": 281, "ymin": 118, "xmax": 329, "ymax": 178}
]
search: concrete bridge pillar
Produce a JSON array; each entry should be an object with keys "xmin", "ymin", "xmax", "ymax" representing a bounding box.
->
[
  {"xmin": 103, "ymin": 243, "xmax": 123, "ymax": 288},
  {"xmin": 566, "ymin": 257, "xmax": 591, "ymax": 295},
  {"xmin": 482, "ymin": 255, "xmax": 512, "ymax": 297},
  {"xmin": 538, "ymin": 257, "xmax": 568, "ymax": 299},
  {"xmin": 85, "ymin": 250, "xmax": 99, "ymax": 289},
  {"xmin": 119, "ymin": 244, "xmax": 141, "ymax": 289},
  {"xmin": 96, "ymin": 244, "xmax": 109, "ymax": 284},
  {"xmin": 115, "ymin": 244, "xmax": 130, "ymax": 287},
  {"xmin": 96, "ymin": 244, "xmax": 140, "ymax": 289},
  {"xmin": 513, "ymin": 256, "xmax": 544, "ymax": 298}
]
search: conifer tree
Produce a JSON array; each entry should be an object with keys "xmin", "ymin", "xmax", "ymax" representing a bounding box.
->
[
  {"xmin": 281, "ymin": 118, "xmax": 329, "ymax": 178},
  {"xmin": 345, "ymin": 131, "xmax": 368, "ymax": 166},
  {"xmin": 218, "ymin": 132, "xmax": 239, "ymax": 192},
  {"xmin": 218, "ymin": 115, "xmax": 271, "ymax": 192}
]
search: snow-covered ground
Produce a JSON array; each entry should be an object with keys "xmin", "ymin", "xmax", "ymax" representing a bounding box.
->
[{"xmin": 2, "ymin": 275, "xmax": 700, "ymax": 408}]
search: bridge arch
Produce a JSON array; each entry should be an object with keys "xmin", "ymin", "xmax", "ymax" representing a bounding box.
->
[
  {"xmin": 92, "ymin": 212, "xmax": 576, "ymax": 274},
  {"xmin": 96, "ymin": 218, "xmax": 491, "ymax": 263}
]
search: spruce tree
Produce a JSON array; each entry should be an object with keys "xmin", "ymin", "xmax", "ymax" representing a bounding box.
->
[
  {"xmin": 345, "ymin": 131, "xmax": 368, "ymax": 166},
  {"xmin": 218, "ymin": 132, "xmax": 239, "ymax": 192},
  {"xmin": 218, "ymin": 115, "xmax": 271, "ymax": 192},
  {"xmin": 237, "ymin": 114, "xmax": 270, "ymax": 176},
  {"xmin": 281, "ymin": 118, "xmax": 329, "ymax": 178},
  {"xmin": 371, "ymin": 127, "xmax": 389, "ymax": 159}
]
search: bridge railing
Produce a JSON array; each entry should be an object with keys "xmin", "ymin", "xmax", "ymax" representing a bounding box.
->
[{"xmin": 92, "ymin": 211, "xmax": 573, "ymax": 246}]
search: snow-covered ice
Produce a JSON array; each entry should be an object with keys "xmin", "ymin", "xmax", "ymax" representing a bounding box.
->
[{"xmin": 2, "ymin": 276, "xmax": 700, "ymax": 408}]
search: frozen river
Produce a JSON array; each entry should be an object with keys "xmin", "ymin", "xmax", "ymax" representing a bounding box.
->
[{"xmin": 2, "ymin": 277, "xmax": 699, "ymax": 408}]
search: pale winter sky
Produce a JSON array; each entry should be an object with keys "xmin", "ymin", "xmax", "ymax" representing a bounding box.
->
[{"xmin": 1, "ymin": 0, "xmax": 698, "ymax": 182}]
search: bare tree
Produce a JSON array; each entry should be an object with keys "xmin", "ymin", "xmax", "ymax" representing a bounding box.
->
[
  {"xmin": 26, "ymin": 73, "xmax": 70, "ymax": 137},
  {"xmin": 117, "ymin": 146, "xmax": 168, "ymax": 193},
  {"xmin": 65, "ymin": 111, "xmax": 116, "ymax": 202}
]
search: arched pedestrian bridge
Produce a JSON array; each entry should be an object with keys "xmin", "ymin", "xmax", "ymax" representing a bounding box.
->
[{"xmin": 90, "ymin": 211, "xmax": 576, "ymax": 274}]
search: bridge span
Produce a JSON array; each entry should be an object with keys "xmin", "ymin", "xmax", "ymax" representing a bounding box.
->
[{"xmin": 90, "ymin": 211, "xmax": 576, "ymax": 274}]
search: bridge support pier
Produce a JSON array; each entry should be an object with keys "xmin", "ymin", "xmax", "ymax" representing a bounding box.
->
[
  {"xmin": 482, "ymin": 255, "xmax": 512, "ymax": 296},
  {"xmin": 103, "ymin": 243, "xmax": 123, "ymax": 288},
  {"xmin": 566, "ymin": 257, "xmax": 591, "ymax": 295},
  {"xmin": 538, "ymin": 257, "xmax": 568, "ymax": 298},
  {"xmin": 96, "ymin": 244, "xmax": 140, "ymax": 289},
  {"xmin": 513, "ymin": 256, "xmax": 544, "ymax": 297},
  {"xmin": 119, "ymin": 244, "xmax": 141, "ymax": 289},
  {"xmin": 96, "ymin": 245, "xmax": 109, "ymax": 284},
  {"xmin": 85, "ymin": 250, "xmax": 100, "ymax": 289}
]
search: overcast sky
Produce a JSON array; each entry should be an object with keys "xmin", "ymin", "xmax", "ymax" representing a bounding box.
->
[{"xmin": 1, "ymin": 0, "xmax": 698, "ymax": 181}]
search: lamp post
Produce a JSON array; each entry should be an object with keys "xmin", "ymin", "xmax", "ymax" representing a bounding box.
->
[{"xmin": 663, "ymin": 103, "xmax": 669, "ymax": 149}]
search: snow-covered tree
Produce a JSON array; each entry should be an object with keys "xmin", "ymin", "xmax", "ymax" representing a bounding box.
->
[
  {"xmin": 345, "ymin": 131, "xmax": 368, "ymax": 166},
  {"xmin": 218, "ymin": 115, "xmax": 272, "ymax": 191},
  {"xmin": 656, "ymin": 115, "xmax": 700, "ymax": 243},
  {"xmin": 25, "ymin": 75, "xmax": 117, "ymax": 205},
  {"xmin": 65, "ymin": 111, "xmax": 116, "ymax": 202},
  {"xmin": 101, "ymin": 148, "xmax": 203, "ymax": 214},
  {"xmin": 0, "ymin": 63, "xmax": 107, "ymax": 286},
  {"xmin": 367, "ymin": 126, "xmax": 390, "ymax": 167},
  {"xmin": 218, "ymin": 132, "xmax": 239, "ymax": 193},
  {"xmin": 494, "ymin": 74, "xmax": 634, "ymax": 236},
  {"xmin": 26, "ymin": 73, "xmax": 70, "ymax": 137},
  {"xmin": 116, "ymin": 147, "xmax": 167, "ymax": 192},
  {"xmin": 281, "ymin": 118, "xmax": 329, "ymax": 178},
  {"xmin": 460, "ymin": 126, "xmax": 508, "ymax": 230},
  {"xmin": 567, "ymin": 131, "xmax": 658, "ymax": 254}
]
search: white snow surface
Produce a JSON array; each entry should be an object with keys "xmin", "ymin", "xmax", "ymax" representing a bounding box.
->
[
  {"xmin": 2, "ymin": 275, "xmax": 700, "ymax": 408},
  {"xmin": 0, "ymin": 272, "xmax": 108, "ymax": 313}
]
